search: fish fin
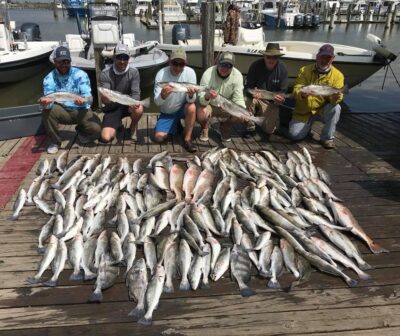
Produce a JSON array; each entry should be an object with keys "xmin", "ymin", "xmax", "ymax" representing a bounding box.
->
[
  {"xmin": 259, "ymin": 270, "xmax": 271, "ymax": 278},
  {"xmin": 88, "ymin": 290, "xmax": 103, "ymax": 303},
  {"xmin": 179, "ymin": 279, "xmax": 191, "ymax": 291},
  {"xmin": 69, "ymin": 271, "xmax": 84, "ymax": 281},
  {"xmin": 267, "ymin": 278, "xmax": 281, "ymax": 289},
  {"xmin": 26, "ymin": 277, "xmax": 40, "ymax": 284},
  {"xmin": 240, "ymin": 286, "xmax": 256, "ymax": 297},
  {"xmin": 140, "ymin": 97, "xmax": 151, "ymax": 108},
  {"xmin": 138, "ymin": 317, "xmax": 152, "ymax": 326},
  {"xmin": 369, "ymin": 242, "xmax": 389, "ymax": 254},
  {"xmin": 163, "ymin": 285, "xmax": 174, "ymax": 293},
  {"xmin": 42, "ymin": 279, "xmax": 57, "ymax": 287},
  {"xmin": 128, "ymin": 307, "xmax": 145, "ymax": 318}
]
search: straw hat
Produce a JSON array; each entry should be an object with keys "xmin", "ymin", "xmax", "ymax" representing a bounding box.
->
[{"xmin": 260, "ymin": 43, "xmax": 285, "ymax": 57}]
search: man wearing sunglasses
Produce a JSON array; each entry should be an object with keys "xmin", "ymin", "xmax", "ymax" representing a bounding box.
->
[
  {"xmin": 99, "ymin": 43, "xmax": 143, "ymax": 143},
  {"xmin": 153, "ymin": 47, "xmax": 198, "ymax": 153},
  {"xmin": 39, "ymin": 46, "xmax": 101, "ymax": 154},
  {"xmin": 245, "ymin": 43, "xmax": 288, "ymax": 137},
  {"xmin": 197, "ymin": 52, "xmax": 246, "ymax": 142},
  {"xmin": 290, "ymin": 44, "xmax": 344, "ymax": 149}
]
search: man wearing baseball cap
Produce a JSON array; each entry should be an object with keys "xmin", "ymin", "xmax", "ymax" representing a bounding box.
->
[
  {"xmin": 289, "ymin": 43, "xmax": 344, "ymax": 149},
  {"xmin": 39, "ymin": 46, "xmax": 101, "ymax": 154},
  {"xmin": 197, "ymin": 51, "xmax": 247, "ymax": 142},
  {"xmin": 153, "ymin": 47, "xmax": 199, "ymax": 153},
  {"xmin": 99, "ymin": 43, "xmax": 144, "ymax": 143}
]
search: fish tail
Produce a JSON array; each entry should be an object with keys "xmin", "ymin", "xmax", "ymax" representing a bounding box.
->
[
  {"xmin": 240, "ymin": 286, "xmax": 256, "ymax": 297},
  {"xmin": 37, "ymin": 246, "xmax": 46, "ymax": 254},
  {"xmin": 88, "ymin": 289, "xmax": 103, "ymax": 303},
  {"xmin": 138, "ymin": 316, "xmax": 152, "ymax": 326},
  {"xmin": 179, "ymin": 278, "xmax": 191, "ymax": 291},
  {"xmin": 26, "ymin": 276, "xmax": 40, "ymax": 284},
  {"xmin": 69, "ymin": 271, "xmax": 84, "ymax": 281},
  {"xmin": 42, "ymin": 279, "xmax": 57, "ymax": 287},
  {"xmin": 84, "ymin": 270, "xmax": 97, "ymax": 281},
  {"xmin": 358, "ymin": 271, "xmax": 371, "ymax": 281},
  {"xmin": 163, "ymin": 284, "xmax": 174, "ymax": 293},
  {"xmin": 200, "ymin": 280, "xmax": 210, "ymax": 289},
  {"xmin": 267, "ymin": 278, "xmax": 281, "ymax": 289},
  {"xmin": 359, "ymin": 261, "xmax": 374, "ymax": 271},
  {"xmin": 369, "ymin": 242, "xmax": 389, "ymax": 254},
  {"xmin": 10, "ymin": 214, "xmax": 18, "ymax": 221},
  {"xmin": 128, "ymin": 306, "xmax": 145, "ymax": 318},
  {"xmin": 345, "ymin": 278, "xmax": 358, "ymax": 288},
  {"xmin": 141, "ymin": 97, "xmax": 151, "ymax": 108}
]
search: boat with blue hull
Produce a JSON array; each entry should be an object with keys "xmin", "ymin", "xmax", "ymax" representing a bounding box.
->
[{"xmin": 63, "ymin": 0, "xmax": 88, "ymax": 17}]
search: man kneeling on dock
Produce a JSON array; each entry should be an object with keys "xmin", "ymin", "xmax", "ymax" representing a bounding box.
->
[
  {"xmin": 99, "ymin": 43, "xmax": 144, "ymax": 143},
  {"xmin": 39, "ymin": 46, "xmax": 101, "ymax": 154},
  {"xmin": 289, "ymin": 44, "xmax": 344, "ymax": 149},
  {"xmin": 153, "ymin": 48, "xmax": 198, "ymax": 153}
]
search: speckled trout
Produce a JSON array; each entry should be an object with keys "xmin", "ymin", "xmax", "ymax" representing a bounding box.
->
[{"xmin": 98, "ymin": 87, "xmax": 150, "ymax": 107}]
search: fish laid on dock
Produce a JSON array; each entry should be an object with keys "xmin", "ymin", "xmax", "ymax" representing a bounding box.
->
[
  {"xmin": 19, "ymin": 146, "xmax": 387, "ymax": 326},
  {"xmin": 98, "ymin": 87, "xmax": 150, "ymax": 107}
]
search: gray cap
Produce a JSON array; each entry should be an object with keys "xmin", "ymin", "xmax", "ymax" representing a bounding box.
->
[
  {"xmin": 114, "ymin": 43, "xmax": 130, "ymax": 57},
  {"xmin": 170, "ymin": 47, "xmax": 187, "ymax": 62},
  {"xmin": 218, "ymin": 52, "xmax": 235, "ymax": 66}
]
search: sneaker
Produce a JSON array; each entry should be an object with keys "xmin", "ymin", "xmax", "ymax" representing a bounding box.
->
[
  {"xmin": 183, "ymin": 141, "xmax": 197, "ymax": 153},
  {"xmin": 47, "ymin": 143, "xmax": 59, "ymax": 154},
  {"xmin": 199, "ymin": 128, "xmax": 209, "ymax": 142},
  {"xmin": 321, "ymin": 139, "xmax": 335, "ymax": 149}
]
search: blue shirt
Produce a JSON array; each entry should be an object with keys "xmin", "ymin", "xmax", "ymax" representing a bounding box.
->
[
  {"xmin": 43, "ymin": 67, "xmax": 92, "ymax": 110},
  {"xmin": 154, "ymin": 66, "xmax": 197, "ymax": 114}
]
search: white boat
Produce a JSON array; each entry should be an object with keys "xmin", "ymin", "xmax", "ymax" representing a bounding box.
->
[
  {"xmin": 0, "ymin": 17, "xmax": 58, "ymax": 83},
  {"xmin": 379, "ymin": 0, "xmax": 399, "ymax": 14},
  {"xmin": 65, "ymin": 2, "xmax": 168, "ymax": 89},
  {"xmin": 162, "ymin": 0, "xmax": 187, "ymax": 23},
  {"xmin": 261, "ymin": 0, "xmax": 302, "ymax": 28},
  {"xmin": 134, "ymin": 0, "xmax": 153, "ymax": 16},
  {"xmin": 158, "ymin": 26, "xmax": 397, "ymax": 89}
]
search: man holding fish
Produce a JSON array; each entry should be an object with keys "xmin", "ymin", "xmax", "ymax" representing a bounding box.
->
[
  {"xmin": 39, "ymin": 46, "xmax": 101, "ymax": 154},
  {"xmin": 245, "ymin": 43, "xmax": 289, "ymax": 137},
  {"xmin": 289, "ymin": 44, "xmax": 345, "ymax": 149},
  {"xmin": 98, "ymin": 43, "xmax": 145, "ymax": 143},
  {"xmin": 153, "ymin": 47, "xmax": 199, "ymax": 153}
]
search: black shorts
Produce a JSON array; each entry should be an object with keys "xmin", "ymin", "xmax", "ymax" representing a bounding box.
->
[{"xmin": 102, "ymin": 106, "xmax": 130, "ymax": 129}]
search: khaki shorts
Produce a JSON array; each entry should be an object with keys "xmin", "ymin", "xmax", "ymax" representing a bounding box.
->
[
  {"xmin": 202, "ymin": 104, "xmax": 231, "ymax": 119},
  {"xmin": 246, "ymin": 98, "xmax": 280, "ymax": 135}
]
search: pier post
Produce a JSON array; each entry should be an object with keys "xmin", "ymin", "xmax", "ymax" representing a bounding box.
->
[
  {"xmin": 329, "ymin": 3, "xmax": 336, "ymax": 29},
  {"xmin": 323, "ymin": 2, "xmax": 329, "ymax": 23},
  {"xmin": 346, "ymin": 4, "xmax": 352, "ymax": 24},
  {"xmin": 376, "ymin": 3, "xmax": 381, "ymax": 20},
  {"xmin": 385, "ymin": 3, "xmax": 394, "ymax": 28},
  {"xmin": 52, "ymin": 0, "xmax": 58, "ymax": 18},
  {"xmin": 277, "ymin": 2, "xmax": 283, "ymax": 28},
  {"xmin": 158, "ymin": 0, "xmax": 164, "ymax": 43},
  {"xmin": 391, "ymin": 3, "xmax": 397, "ymax": 24},
  {"xmin": 304, "ymin": 1, "xmax": 309, "ymax": 14},
  {"xmin": 94, "ymin": 0, "xmax": 103, "ymax": 108},
  {"xmin": 201, "ymin": 0, "xmax": 215, "ymax": 69},
  {"xmin": 365, "ymin": 3, "xmax": 371, "ymax": 22}
]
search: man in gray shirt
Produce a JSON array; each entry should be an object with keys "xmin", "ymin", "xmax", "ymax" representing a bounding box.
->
[
  {"xmin": 245, "ymin": 43, "xmax": 288, "ymax": 136},
  {"xmin": 99, "ymin": 43, "xmax": 143, "ymax": 142}
]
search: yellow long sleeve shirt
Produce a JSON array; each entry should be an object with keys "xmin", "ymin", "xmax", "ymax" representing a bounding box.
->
[{"xmin": 293, "ymin": 64, "xmax": 344, "ymax": 123}]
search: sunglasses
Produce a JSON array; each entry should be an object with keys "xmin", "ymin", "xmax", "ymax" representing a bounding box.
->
[
  {"xmin": 56, "ymin": 60, "xmax": 71, "ymax": 65},
  {"xmin": 116, "ymin": 54, "xmax": 129, "ymax": 61},
  {"xmin": 265, "ymin": 55, "xmax": 279, "ymax": 60},
  {"xmin": 171, "ymin": 60, "xmax": 185, "ymax": 67},
  {"xmin": 219, "ymin": 62, "xmax": 233, "ymax": 69}
]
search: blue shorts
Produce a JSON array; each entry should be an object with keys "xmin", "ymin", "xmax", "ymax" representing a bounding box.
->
[{"xmin": 154, "ymin": 106, "xmax": 185, "ymax": 135}]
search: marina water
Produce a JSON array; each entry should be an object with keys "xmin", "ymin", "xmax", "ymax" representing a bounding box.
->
[{"xmin": 1, "ymin": 9, "xmax": 399, "ymax": 112}]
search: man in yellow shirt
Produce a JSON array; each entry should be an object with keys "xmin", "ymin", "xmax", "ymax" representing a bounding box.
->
[{"xmin": 290, "ymin": 44, "xmax": 344, "ymax": 149}]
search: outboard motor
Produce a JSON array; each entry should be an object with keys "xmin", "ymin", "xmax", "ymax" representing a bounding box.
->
[
  {"xmin": 19, "ymin": 23, "xmax": 42, "ymax": 41},
  {"xmin": 312, "ymin": 14, "xmax": 320, "ymax": 27},
  {"xmin": 293, "ymin": 14, "xmax": 304, "ymax": 28},
  {"xmin": 172, "ymin": 24, "xmax": 191, "ymax": 45},
  {"xmin": 303, "ymin": 14, "xmax": 313, "ymax": 28}
]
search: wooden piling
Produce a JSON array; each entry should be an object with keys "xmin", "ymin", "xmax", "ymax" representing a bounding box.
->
[
  {"xmin": 277, "ymin": 2, "xmax": 283, "ymax": 28},
  {"xmin": 323, "ymin": 2, "xmax": 329, "ymax": 23},
  {"xmin": 365, "ymin": 3, "xmax": 371, "ymax": 22},
  {"xmin": 94, "ymin": 0, "xmax": 103, "ymax": 108},
  {"xmin": 391, "ymin": 3, "xmax": 397, "ymax": 24},
  {"xmin": 52, "ymin": 0, "xmax": 58, "ymax": 18},
  {"xmin": 346, "ymin": 4, "xmax": 352, "ymax": 24},
  {"xmin": 329, "ymin": 3, "xmax": 336, "ymax": 29},
  {"xmin": 201, "ymin": 1, "xmax": 215, "ymax": 69},
  {"xmin": 385, "ymin": 3, "xmax": 394, "ymax": 28}
]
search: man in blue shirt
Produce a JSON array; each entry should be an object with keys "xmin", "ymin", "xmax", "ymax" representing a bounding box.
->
[
  {"xmin": 39, "ymin": 46, "xmax": 101, "ymax": 154},
  {"xmin": 153, "ymin": 48, "xmax": 198, "ymax": 153}
]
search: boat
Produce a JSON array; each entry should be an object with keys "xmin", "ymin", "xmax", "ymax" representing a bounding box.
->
[
  {"xmin": 63, "ymin": 0, "xmax": 88, "ymax": 17},
  {"xmin": 0, "ymin": 9, "xmax": 58, "ymax": 83},
  {"xmin": 162, "ymin": 0, "xmax": 187, "ymax": 23},
  {"xmin": 64, "ymin": 2, "xmax": 168, "ymax": 89},
  {"xmin": 158, "ymin": 25, "xmax": 397, "ymax": 89},
  {"xmin": 134, "ymin": 0, "xmax": 153, "ymax": 16},
  {"xmin": 380, "ymin": 0, "xmax": 400, "ymax": 14}
]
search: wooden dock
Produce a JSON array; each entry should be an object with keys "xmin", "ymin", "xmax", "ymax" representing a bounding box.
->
[{"xmin": 0, "ymin": 112, "xmax": 399, "ymax": 335}]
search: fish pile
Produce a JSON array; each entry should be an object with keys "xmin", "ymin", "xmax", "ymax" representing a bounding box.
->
[{"xmin": 13, "ymin": 148, "xmax": 388, "ymax": 326}]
